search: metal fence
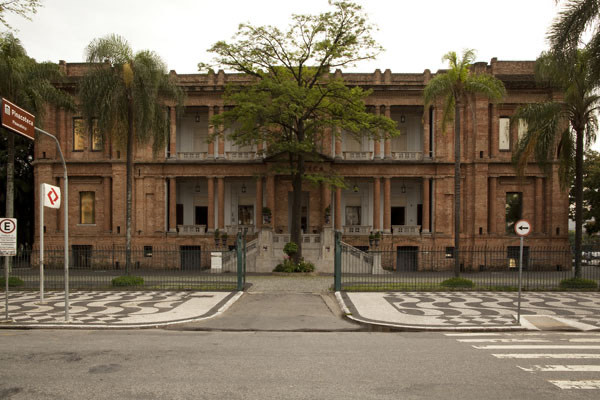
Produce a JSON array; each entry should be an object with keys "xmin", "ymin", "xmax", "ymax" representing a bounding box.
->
[
  {"xmin": 336, "ymin": 240, "xmax": 600, "ymax": 291},
  {"xmin": 2, "ymin": 244, "xmax": 244, "ymax": 291}
]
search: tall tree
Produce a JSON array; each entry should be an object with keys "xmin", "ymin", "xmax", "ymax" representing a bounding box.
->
[
  {"xmin": 424, "ymin": 49, "xmax": 506, "ymax": 277},
  {"xmin": 79, "ymin": 34, "xmax": 183, "ymax": 273},
  {"xmin": 549, "ymin": 0, "xmax": 600, "ymax": 77},
  {"xmin": 0, "ymin": 0, "xmax": 41, "ymax": 30},
  {"xmin": 575, "ymin": 150, "xmax": 600, "ymax": 237},
  {"xmin": 0, "ymin": 32, "xmax": 73, "ymax": 268},
  {"xmin": 200, "ymin": 1, "xmax": 398, "ymax": 262},
  {"xmin": 512, "ymin": 49, "xmax": 599, "ymax": 278}
]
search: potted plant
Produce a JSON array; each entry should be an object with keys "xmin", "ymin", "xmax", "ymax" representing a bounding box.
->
[
  {"xmin": 221, "ymin": 232, "xmax": 228, "ymax": 246},
  {"xmin": 373, "ymin": 231, "xmax": 381, "ymax": 247},
  {"xmin": 262, "ymin": 207, "xmax": 272, "ymax": 224},
  {"xmin": 214, "ymin": 228, "xmax": 220, "ymax": 247},
  {"xmin": 368, "ymin": 232, "xmax": 375, "ymax": 247}
]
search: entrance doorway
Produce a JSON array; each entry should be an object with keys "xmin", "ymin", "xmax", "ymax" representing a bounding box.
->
[
  {"xmin": 396, "ymin": 246, "xmax": 418, "ymax": 271},
  {"xmin": 180, "ymin": 245, "xmax": 202, "ymax": 270}
]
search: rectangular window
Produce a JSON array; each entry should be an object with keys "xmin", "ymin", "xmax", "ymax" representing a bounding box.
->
[
  {"xmin": 345, "ymin": 206, "xmax": 361, "ymax": 226},
  {"xmin": 238, "ymin": 205, "xmax": 254, "ymax": 225},
  {"xmin": 73, "ymin": 118, "xmax": 86, "ymax": 151},
  {"xmin": 505, "ymin": 192, "xmax": 522, "ymax": 234},
  {"xmin": 499, "ymin": 117, "xmax": 510, "ymax": 151},
  {"xmin": 91, "ymin": 119, "xmax": 102, "ymax": 151},
  {"xmin": 144, "ymin": 246, "xmax": 153, "ymax": 257},
  {"xmin": 445, "ymin": 247, "xmax": 455, "ymax": 259},
  {"xmin": 80, "ymin": 192, "xmax": 95, "ymax": 224}
]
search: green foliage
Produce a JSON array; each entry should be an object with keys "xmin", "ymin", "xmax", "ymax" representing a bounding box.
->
[
  {"xmin": 111, "ymin": 275, "xmax": 144, "ymax": 287},
  {"xmin": 559, "ymin": 277, "xmax": 598, "ymax": 290},
  {"xmin": 440, "ymin": 277, "xmax": 475, "ymax": 288},
  {"xmin": 0, "ymin": 276, "xmax": 24, "ymax": 288},
  {"xmin": 0, "ymin": 0, "xmax": 41, "ymax": 30},
  {"xmin": 273, "ymin": 258, "xmax": 315, "ymax": 273},
  {"xmin": 283, "ymin": 242, "xmax": 298, "ymax": 258},
  {"xmin": 580, "ymin": 150, "xmax": 600, "ymax": 236}
]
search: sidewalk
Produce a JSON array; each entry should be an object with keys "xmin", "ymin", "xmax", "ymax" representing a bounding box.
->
[
  {"xmin": 337, "ymin": 291, "xmax": 600, "ymax": 331},
  {"xmin": 0, "ymin": 290, "xmax": 241, "ymax": 328}
]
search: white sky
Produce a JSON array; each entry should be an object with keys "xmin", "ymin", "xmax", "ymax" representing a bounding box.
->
[{"xmin": 4, "ymin": 0, "xmax": 599, "ymax": 150}]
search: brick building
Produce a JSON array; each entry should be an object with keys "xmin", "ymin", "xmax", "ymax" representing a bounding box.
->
[{"xmin": 33, "ymin": 58, "xmax": 569, "ymax": 272}]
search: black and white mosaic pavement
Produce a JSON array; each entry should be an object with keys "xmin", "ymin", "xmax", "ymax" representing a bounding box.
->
[{"xmin": 343, "ymin": 292, "xmax": 600, "ymax": 330}]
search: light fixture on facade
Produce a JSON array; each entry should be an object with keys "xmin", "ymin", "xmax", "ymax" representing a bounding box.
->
[
  {"xmin": 195, "ymin": 181, "xmax": 201, "ymax": 192},
  {"xmin": 195, "ymin": 113, "xmax": 200, "ymax": 123},
  {"xmin": 400, "ymin": 115, "xmax": 406, "ymax": 123},
  {"xmin": 241, "ymin": 183, "xmax": 246, "ymax": 193}
]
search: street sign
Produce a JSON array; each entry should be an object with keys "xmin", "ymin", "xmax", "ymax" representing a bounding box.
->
[
  {"xmin": 0, "ymin": 218, "xmax": 17, "ymax": 256},
  {"xmin": 42, "ymin": 183, "xmax": 61, "ymax": 209},
  {"xmin": 515, "ymin": 219, "xmax": 531, "ymax": 237},
  {"xmin": 1, "ymin": 98, "xmax": 35, "ymax": 140}
]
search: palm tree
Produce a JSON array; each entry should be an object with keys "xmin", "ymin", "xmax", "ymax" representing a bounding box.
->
[
  {"xmin": 512, "ymin": 49, "xmax": 599, "ymax": 279},
  {"xmin": 424, "ymin": 49, "xmax": 506, "ymax": 277},
  {"xmin": 549, "ymin": 0, "xmax": 600, "ymax": 77},
  {"xmin": 79, "ymin": 34, "xmax": 183, "ymax": 273},
  {"xmin": 0, "ymin": 32, "xmax": 73, "ymax": 269}
]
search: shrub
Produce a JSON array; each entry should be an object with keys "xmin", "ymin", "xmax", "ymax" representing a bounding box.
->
[
  {"xmin": 440, "ymin": 277, "xmax": 474, "ymax": 289},
  {"xmin": 559, "ymin": 278, "xmax": 598, "ymax": 290},
  {"xmin": 112, "ymin": 275, "xmax": 144, "ymax": 287},
  {"xmin": 0, "ymin": 276, "xmax": 25, "ymax": 288},
  {"xmin": 283, "ymin": 242, "xmax": 298, "ymax": 258},
  {"xmin": 273, "ymin": 258, "xmax": 315, "ymax": 273},
  {"xmin": 296, "ymin": 259, "xmax": 315, "ymax": 273}
]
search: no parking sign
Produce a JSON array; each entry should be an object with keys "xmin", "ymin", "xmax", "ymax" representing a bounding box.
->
[{"xmin": 0, "ymin": 218, "xmax": 17, "ymax": 256}]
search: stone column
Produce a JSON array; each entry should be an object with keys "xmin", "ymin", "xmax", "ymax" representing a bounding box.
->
[
  {"xmin": 374, "ymin": 106, "xmax": 381, "ymax": 159},
  {"xmin": 321, "ymin": 182, "xmax": 331, "ymax": 226},
  {"xmin": 169, "ymin": 177, "xmax": 177, "ymax": 232},
  {"xmin": 422, "ymin": 177, "xmax": 430, "ymax": 233},
  {"xmin": 207, "ymin": 177, "xmax": 215, "ymax": 232},
  {"xmin": 373, "ymin": 177, "xmax": 381, "ymax": 231},
  {"xmin": 207, "ymin": 105, "xmax": 214, "ymax": 158},
  {"xmin": 256, "ymin": 177, "xmax": 263, "ymax": 230},
  {"xmin": 335, "ymin": 187, "xmax": 342, "ymax": 231},
  {"xmin": 488, "ymin": 177, "xmax": 497, "ymax": 234},
  {"xmin": 104, "ymin": 177, "xmax": 112, "ymax": 233},
  {"xmin": 535, "ymin": 177, "xmax": 544, "ymax": 234},
  {"xmin": 217, "ymin": 177, "xmax": 225, "ymax": 229},
  {"xmin": 169, "ymin": 107, "xmax": 177, "ymax": 158},
  {"xmin": 266, "ymin": 175, "xmax": 275, "ymax": 226},
  {"xmin": 384, "ymin": 105, "xmax": 391, "ymax": 159},
  {"xmin": 383, "ymin": 177, "xmax": 391, "ymax": 233},
  {"xmin": 217, "ymin": 106, "xmax": 225, "ymax": 159}
]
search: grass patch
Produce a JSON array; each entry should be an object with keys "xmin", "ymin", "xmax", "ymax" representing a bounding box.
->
[
  {"xmin": 111, "ymin": 275, "xmax": 144, "ymax": 287},
  {"xmin": 440, "ymin": 277, "xmax": 475, "ymax": 289},
  {"xmin": 0, "ymin": 276, "xmax": 25, "ymax": 288},
  {"xmin": 559, "ymin": 278, "xmax": 598, "ymax": 290}
]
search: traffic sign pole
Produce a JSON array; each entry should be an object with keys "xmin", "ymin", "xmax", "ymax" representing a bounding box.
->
[
  {"xmin": 39, "ymin": 183, "xmax": 44, "ymax": 303},
  {"xmin": 514, "ymin": 219, "xmax": 531, "ymax": 324}
]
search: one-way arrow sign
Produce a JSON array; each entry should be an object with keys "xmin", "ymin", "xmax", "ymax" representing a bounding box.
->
[{"xmin": 515, "ymin": 219, "xmax": 531, "ymax": 237}]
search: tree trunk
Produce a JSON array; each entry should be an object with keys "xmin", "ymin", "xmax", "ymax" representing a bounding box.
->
[
  {"xmin": 573, "ymin": 126, "xmax": 584, "ymax": 279},
  {"xmin": 4, "ymin": 130, "xmax": 14, "ymax": 274},
  {"xmin": 454, "ymin": 102, "xmax": 461, "ymax": 277},
  {"xmin": 290, "ymin": 155, "xmax": 304, "ymax": 264},
  {"xmin": 125, "ymin": 97, "xmax": 134, "ymax": 274}
]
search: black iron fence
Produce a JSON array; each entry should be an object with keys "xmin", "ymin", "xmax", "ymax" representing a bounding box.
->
[
  {"xmin": 2, "ymin": 244, "xmax": 244, "ymax": 291},
  {"xmin": 335, "ymin": 239, "xmax": 600, "ymax": 291}
]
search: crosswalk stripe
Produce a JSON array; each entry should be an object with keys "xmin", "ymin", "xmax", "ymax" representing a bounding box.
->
[
  {"xmin": 458, "ymin": 339, "xmax": 549, "ymax": 343},
  {"xmin": 493, "ymin": 353, "xmax": 600, "ymax": 359},
  {"xmin": 548, "ymin": 380, "xmax": 600, "ymax": 389},
  {"xmin": 473, "ymin": 345, "xmax": 600, "ymax": 350},
  {"xmin": 444, "ymin": 333, "xmax": 501, "ymax": 337},
  {"xmin": 446, "ymin": 332, "xmax": 600, "ymax": 337},
  {"xmin": 518, "ymin": 365, "xmax": 600, "ymax": 372}
]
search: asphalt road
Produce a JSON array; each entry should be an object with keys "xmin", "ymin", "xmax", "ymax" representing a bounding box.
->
[{"xmin": 1, "ymin": 330, "xmax": 599, "ymax": 399}]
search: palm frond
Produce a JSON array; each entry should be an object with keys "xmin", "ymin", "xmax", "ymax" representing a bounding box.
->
[{"xmin": 548, "ymin": 0, "xmax": 599, "ymax": 53}]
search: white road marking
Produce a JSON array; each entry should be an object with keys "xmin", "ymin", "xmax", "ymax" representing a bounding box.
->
[
  {"xmin": 458, "ymin": 338, "xmax": 549, "ymax": 343},
  {"xmin": 518, "ymin": 365, "xmax": 600, "ymax": 372},
  {"xmin": 473, "ymin": 345, "xmax": 600, "ymax": 350},
  {"xmin": 493, "ymin": 354, "xmax": 600, "ymax": 359},
  {"xmin": 444, "ymin": 333, "xmax": 501, "ymax": 337},
  {"xmin": 568, "ymin": 338, "xmax": 600, "ymax": 343},
  {"xmin": 549, "ymin": 380, "xmax": 600, "ymax": 389}
]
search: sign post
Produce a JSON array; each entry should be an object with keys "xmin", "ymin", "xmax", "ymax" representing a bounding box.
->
[
  {"xmin": 39, "ymin": 183, "xmax": 61, "ymax": 303},
  {"xmin": 514, "ymin": 219, "xmax": 531, "ymax": 324},
  {"xmin": 0, "ymin": 218, "xmax": 17, "ymax": 320}
]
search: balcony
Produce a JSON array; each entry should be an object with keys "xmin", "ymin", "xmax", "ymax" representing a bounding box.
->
[
  {"xmin": 391, "ymin": 151, "xmax": 423, "ymax": 161},
  {"xmin": 225, "ymin": 151, "xmax": 260, "ymax": 161},
  {"xmin": 343, "ymin": 225, "xmax": 372, "ymax": 235},
  {"xmin": 343, "ymin": 151, "xmax": 373, "ymax": 161},
  {"xmin": 392, "ymin": 225, "xmax": 421, "ymax": 235},
  {"xmin": 176, "ymin": 152, "xmax": 209, "ymax": 160},
  {"xmin": 178, "ymin": 225, "xmax": 206, "ymax": 235},
  {"xmin": 225, "ymin": 225, "xmax": 256, "ymax": 235}
]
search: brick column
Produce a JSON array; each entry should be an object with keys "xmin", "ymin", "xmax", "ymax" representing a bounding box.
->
[
  {"xmin": 207, "ymin": 177, "xmax": 215, "ymax": 231},
  {"xmin": 169, "ymin": 177, "xmax": 177, "ymax": 232},
  {"xmin": 488, "ymin": 177, "xmax": 497, "ymax": 234},
  {"xmin": 383, "ymin": 177, "xmax": 391, "ymax": 233},
  {"xmin": 423, "ymin": 107, "xmax": 430, "ymax": 159},
  {"xmin": 535, "ymin": 177, "xmax": 544, "ymax": 234},
  {"xmin": 334, "ymin": 127, "xmax": 342, "ymax": 159},
  {"xmin": 169, "ymin": 107, "xmax": 177, "ymax": 158},
  {"xmin": 422, "ymin": 178, "xmax": 430, "ymax": 233},
  {"xmin": 374, "ymin": 106, "xmax": 381, "ymax": 159},
  {"xmin": 217, "ymin": 177, "xmax": 225, "ymax": 229},
  {"xmin": 321, "ymin": 182, "xmax": 331, "ymax": 226},
  {"xmin": 218, "ymin": 106, "xmax": 225, "ymax": 159},
  {"xmin": 384, "ymin": 105, "xmax": 391, "ymax": 159},
  {"xmin": 373, "ymin": 177, "xmax": 380, "ymax": 231},
  {"xmin": 207, "ymin": 105, "xmax": 214, "ymax": 158},
  {"xmin": 59, "ymin": 108, "xmax": 67, "ymax": 157},
  {"xmin": 104, "ymin": 177, "xmax": 112, "ymax": 232},
  {"xmin": 256, "ymin": 177, "xmax": 263, "ymax": 230},
  {"xmin": 266, "ymin": 175, "xmax": 275, "ymax": 225},
  {"xmin": 490, "ymin": 104, "xmax": 498, "ymax": 158},
  {"xmin": 335, "ymin": 187, "xmax": 342, "ymax": 231}
]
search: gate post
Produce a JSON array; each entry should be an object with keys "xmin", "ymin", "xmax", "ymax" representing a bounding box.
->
[
  {"xmin": 236, "ymin": 232, "xmax": 243, "ymax": 291},
  {"xmin": 334, "ymin": 231, "xmax": 341, "ymax": 291}
]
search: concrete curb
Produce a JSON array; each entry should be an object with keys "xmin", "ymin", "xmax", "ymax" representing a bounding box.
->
[{"xmin": 0, "ymin": 291, "xmax": 243, "ymax": 330}]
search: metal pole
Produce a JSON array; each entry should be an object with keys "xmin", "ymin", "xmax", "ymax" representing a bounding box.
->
[
  {"xmin": 517, "ymin": 236, "xmax": 523, "ymax": 323},
  {"xmin": 4, "ymin": 236, "xmax": 7, "ymax": 320},
  {"xmin": 39, "ymin": 183, "xmax": 44, "ymax": 303},
  {"xmin": 34, "ymin": 127, "xmax": 69, "ymax": 322}
]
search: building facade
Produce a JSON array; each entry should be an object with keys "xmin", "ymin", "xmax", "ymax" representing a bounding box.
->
[{"xmin": 32, "ymin": 59, "xmax": 569, "ymax": 272}]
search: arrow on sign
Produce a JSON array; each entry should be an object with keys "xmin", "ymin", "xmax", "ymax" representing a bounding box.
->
[{"xmin": 518, "ymin": 226, "xmax": 528, "ymax": 231}]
